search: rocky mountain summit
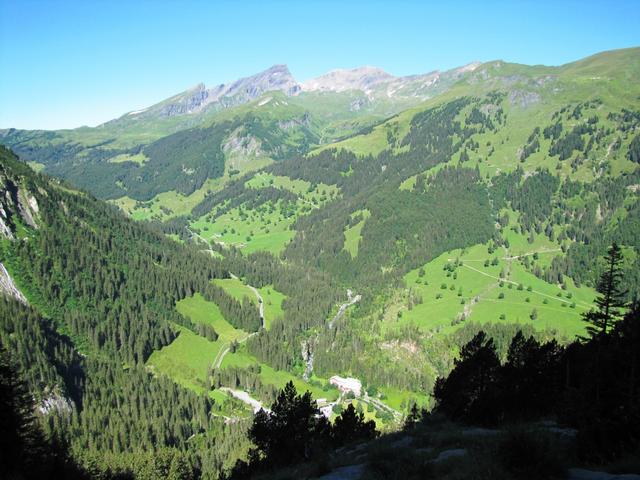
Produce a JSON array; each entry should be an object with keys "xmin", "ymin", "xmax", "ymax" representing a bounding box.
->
[
  {"xmin": 301, "ymin": 62, "xmax": 481, "ymax": 99},
  {"xmin": 120, "ymin": 64, "xmax": 300, "ymax": 120},
  {"xmin": 116, "ymin": 61, "xmax": 483, "ymax": 122},
  {"xmin": 301, "ymin": 66, "xmax": 396, "ymax": 94}
]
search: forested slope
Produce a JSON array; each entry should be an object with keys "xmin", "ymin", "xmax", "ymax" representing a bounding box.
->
[{"xmin": 0, "ymin": 146, "xmax": 260, "ymax": 477}]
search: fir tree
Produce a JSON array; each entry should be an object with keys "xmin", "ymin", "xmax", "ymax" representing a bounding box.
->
[{"xmin": 584, "ymin": 242, "xmax": 627, "ymax": 338}]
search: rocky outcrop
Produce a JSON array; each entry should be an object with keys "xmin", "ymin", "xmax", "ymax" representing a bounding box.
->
[
  {"xmin": 0, "ymin": 262, "xmax": 27, "ymax": 304},
  {"xmin": 17, "ymin": 188, "xmax": 39, "ymax": 229},
  {"xmin": 0, "ymin": 203, "xmax": 13, "ymax": 239},
  {"xmin": 38, "ymin": 389, "xmax": 74, "ymax": 416},
  {"xmin": 134, "ymin": 65, "xmax": 301, "ymax": 119},
  {"xmin": 222, "ymin": 127, "xmax": 263, "ymax": 157},
  {"xmin": 278, "ymin": 112, "xmax": 311, "ymax": 130},
  {"xmin": 0, "ymin": 164, "xmax": 40, "ymax": 239},
  {"xmin": 302, "ymin": 66, "xmax": 395, "ymax": 94},
  {"xmin": 508, "ymin": 89, "xmax": 541, "ymax": 108},
  {"xmin": 302, "ymin": 62, "xmax": 481, "ymax": 101}
]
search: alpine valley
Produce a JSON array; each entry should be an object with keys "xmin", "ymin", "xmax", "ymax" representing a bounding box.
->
[{"xmin": 1, "ymin": 47, "xmax": 640, "ymax": 479}]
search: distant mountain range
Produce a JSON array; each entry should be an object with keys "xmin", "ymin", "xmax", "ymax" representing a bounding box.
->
[
  {"xmin": 0, "ymin": 58, "xmax": 486, "ymax": 200},
  {"xmin": 1, "ymin": 48, "xmax": 639, "ymax": 205},
  {"xmin": 106, "ymin": 61, "xmax": 481, "ymax": 125}
]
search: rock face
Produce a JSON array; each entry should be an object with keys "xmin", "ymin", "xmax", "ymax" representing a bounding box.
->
[
  {"xmin": 0, "ymin": 262, "xmax": 28, "ymax": 304},
  {"xmin": 568, "ymin": 469, "xmax": 640, "ymax": 480},
  {"xmin": 302, "ymin": 66, "xmax": 395, "ymax": 94},
  {"xmin": 0, "ymin": 153, "xmax": 41, "ymax": 304},
  {"xmin": 38, "ymin": 389, "xmax": 74, "ymax": 416},
  {"xmin": 508, "ymin": 89, "xmax": 542, "ymax": 108},
  {"xmin": 120, "ymin": 61, "xmax": 484, "ymax": 122},
  {"xmin": 302, "ymin": 62, "xmax": 481, "ymax": 101},
  {"xmin": 129, "ymin": 65, "xmax": 301, "ymax": 119},
  {"xmin": 222, "ymin": 127, "xmax": 263, "ymax": 157},
  {"xmin": 0, "ymin": 164, "xmax": 40, "ymax": 239}
]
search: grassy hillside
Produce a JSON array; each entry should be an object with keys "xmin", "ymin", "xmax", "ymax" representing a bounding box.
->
[
  {"xmin": 3, "ymin": 49, "xmax": 639, "ymax": 457},
  {"xmin": 170, "ymin": 48, "xmax": 640, "ymax": 419},
  {"xmin": 114, "ymin": 48, "xmax": 639, "ymax": 426}
]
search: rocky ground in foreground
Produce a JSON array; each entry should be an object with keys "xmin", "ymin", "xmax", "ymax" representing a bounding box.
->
[{"xmin": 260, "ymin": 416, "xmax": 640, "ymax": 480}]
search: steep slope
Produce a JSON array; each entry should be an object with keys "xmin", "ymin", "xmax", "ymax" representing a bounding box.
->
[
  {"xmin": 108, "ymin": 64, "xmax": 301, "ymax": 124},
  {"xmin": 0, "ymin": 146, "xmax": 266, "ymax": 475}
]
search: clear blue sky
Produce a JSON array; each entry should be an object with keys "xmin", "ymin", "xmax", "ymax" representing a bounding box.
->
[{"xmin": 1, "ymin": 0, "xmax": 639, "ymax": 130}]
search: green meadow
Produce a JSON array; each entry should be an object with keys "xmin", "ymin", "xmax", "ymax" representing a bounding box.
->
[
  {"xmin": 146, "ymin": 325, "xmax": 223, "ymax": 394},
  {"xmin": 176, "ymin": 293, "xmax": 248, "ymax": 342},
  {"xmin": 188, "ymin": 173, "xmax": 340, "ymax": 255},
  {"xmin": 191, "ymin": 201, "xmax": 297, "ymax": 254},
  {"xmin": 390, "ymin": 237, "xmax": 594, "ymax": 340},
  {"xmin": 343, "ymin": 209, "xmax": 371, "ymax": 258}
]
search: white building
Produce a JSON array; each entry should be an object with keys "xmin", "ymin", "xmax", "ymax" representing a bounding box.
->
[
  {"xmin": 320, "ymin": 405, "xmax": 333, "ymax": 418},
  {"xmin": 329, "ymin": 375, "xmax": 362, "ymax": 397}
]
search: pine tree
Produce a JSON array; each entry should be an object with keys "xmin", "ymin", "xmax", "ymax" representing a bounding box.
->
[
  {"xmin": 331, "ymin": 403, "xmax": 378, "ymax": 446},
  {"xmin": 584, "ymin": 242, "xmax": 627, "ymax": 338},
  {"xmin": 403, "ymin": 403, "xmax": 422, "ymax": 430}
]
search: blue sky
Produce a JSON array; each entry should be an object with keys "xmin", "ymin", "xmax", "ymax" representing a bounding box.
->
[{"xmin": 1, "ymin": 0, "xmax": 639, "ymax": 130}]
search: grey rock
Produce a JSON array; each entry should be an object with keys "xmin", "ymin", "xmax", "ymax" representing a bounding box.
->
[
  {"xmin": 302, "ymin": 62, "xmax": 480, "ymax": 100},
  {"xmin": 38, "ymin": 390, "xmax": 74, "ymax": 415},
  {"xmin": 461, "ymin": 427, "xmax": 501, "ymax": 437},
  {"xmin": 318, "ymin": 463, "xmax": 366, "ymax": 480},
  {"xmin": 222, "ymin": 127, "xmax": 262, "ymax": 157},
  {"xmin": 130, "ymin": 64, "xmax": 301, "ymax": 120},
  {"xmin": 508, "ymin": 90, "xmax": 541, "ymax": 108},
  {"xmin": 390, "ymin": 435, "xmax": 413, "ymax": 448},
  {"xmin": 350, "ymin": 98, "xmax": 369, "ymax": 112},
  {"xmin": 0, "ymin": 262, "xmax": 28, "ymax": 304},
  {"xmin": 568, "ymin": 468, "xmax": 640, "ymax": 480},
  {"xmin": 433, "ymin": 448, "xmax": 467, "ymax": 463}
]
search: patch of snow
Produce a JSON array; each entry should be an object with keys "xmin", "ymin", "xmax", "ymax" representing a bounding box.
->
[{"xmin": 127, "ymin": 108, "xmax": 149, "ymax": 116}]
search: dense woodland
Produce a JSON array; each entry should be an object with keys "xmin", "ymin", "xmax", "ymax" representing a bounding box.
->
[{"xmin": 0, "ymin": 148, "xmax": 253, "ymax": 477}]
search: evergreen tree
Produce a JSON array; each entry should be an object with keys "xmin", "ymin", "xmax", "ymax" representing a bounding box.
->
[
  {"xmin": 403, "ymin": 403, "xmax": 422, "ymax": 430},
  {"xmin": 331, "ymin": 403, "xmax": 378, "ymax": 446},
  {"xmin": 433, "ymin": 331, "xmax": 501, "ymax": 422},
  {"xmin": 243, "ymin": 382, "xmax": 330, "ymax": 472},
  {"xmin": 0, "ymin": 348, "xmax": 85, "ymax": 479},
  {"xmin": 584, "ymin": 242, "xmax": 627, "ymax": 338}
]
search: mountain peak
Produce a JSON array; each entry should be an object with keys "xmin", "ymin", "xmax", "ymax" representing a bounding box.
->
[
  {"xmin": 229, "ymin": 64, "xmax": 299, "ymax": 97},
  {"xmin": 121, "ymin": 65, "xmax": 300, "ymax": 121},
  {"xmin": 302, "ymin": 66, "xmax": 395, "ymax": 93}
]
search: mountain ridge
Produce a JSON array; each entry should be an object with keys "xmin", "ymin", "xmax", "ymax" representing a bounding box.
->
[{"xmin": 108, "ymin": 61, "xmax": 485, "ymax": 124}]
